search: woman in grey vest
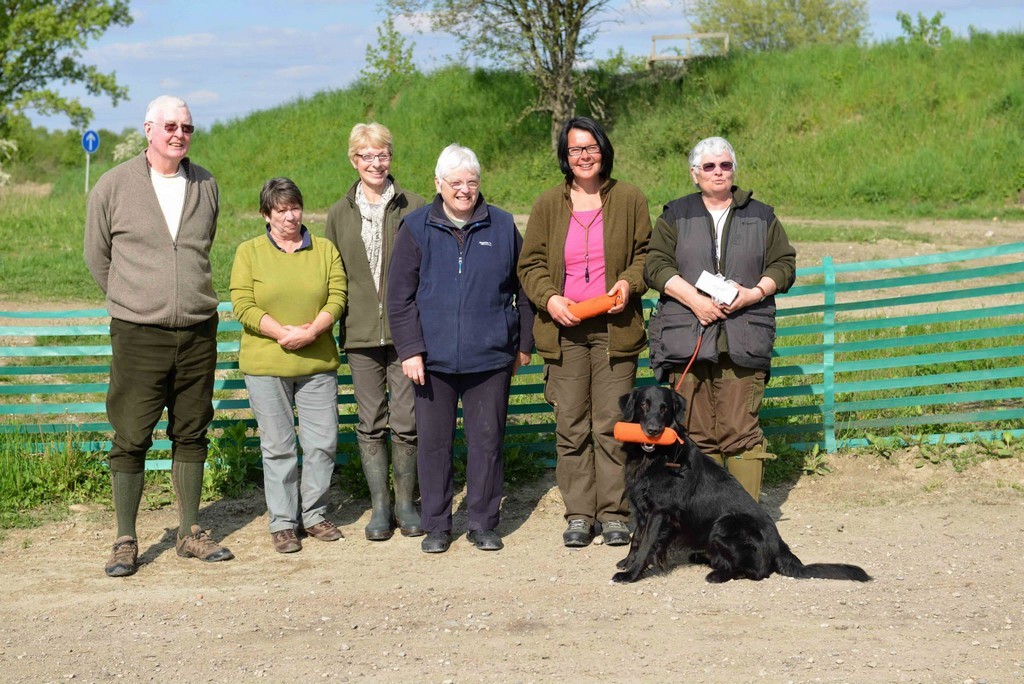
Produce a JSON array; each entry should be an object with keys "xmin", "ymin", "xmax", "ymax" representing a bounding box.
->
[{"xmin": 644, "ymin": 136, "xmax": 796, "ymax": 502}]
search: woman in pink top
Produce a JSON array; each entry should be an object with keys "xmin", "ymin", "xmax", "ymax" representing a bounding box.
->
[{"xmin": 518, "ymin": 117, "xmax": 652, "ymax": 548}]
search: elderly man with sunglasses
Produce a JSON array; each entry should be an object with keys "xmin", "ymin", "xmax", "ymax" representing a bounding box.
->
[
  {"xmin": 644, "ymin": 136, "xmax": 796, "ymax": 504},
  {"xmin": 85, "ymin": 95, "xmax": 232, "ymax": 577}
]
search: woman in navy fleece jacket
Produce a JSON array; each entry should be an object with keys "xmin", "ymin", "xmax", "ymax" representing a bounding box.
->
[{"xmin": 387, "ymin": 143, "xmax": 534, "ymax": 555}]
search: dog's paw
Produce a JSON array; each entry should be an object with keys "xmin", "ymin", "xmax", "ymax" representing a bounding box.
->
[
  {"xmin": 705, "ymin": 569, "xmax": 732, "ymax": 584},
  {"xmin": 615, "ymin": 556, "xmax": 631, "ymax": 570},
  {"xmin": 611, "ymin": 571, "xmax": 637, "ymax": 584}
]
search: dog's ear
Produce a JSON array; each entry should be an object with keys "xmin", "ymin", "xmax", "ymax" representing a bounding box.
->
[
  {"xmin": 619, "ymin": 389, "xmax": 639, "ymax": 421},
  {"xmin": 671, "ymin": 390, "xmax": 687, "ymax": 428}
]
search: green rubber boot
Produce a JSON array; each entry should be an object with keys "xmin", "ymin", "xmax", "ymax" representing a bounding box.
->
[
  {"xmin": 391, "ymin": 443, "xmax": 423, "ymax": 537},
  {"xmin": 360, "ymin": 442, "xmax": 394, "ymax": 541},
  {"xmin": 726, "ymin": 443, "xmax": 777, "ymax": 502}
]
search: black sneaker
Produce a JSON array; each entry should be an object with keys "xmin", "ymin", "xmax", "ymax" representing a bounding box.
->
[
  {"xmin": 562, "ymin": 519, "xmax": 594, "ymax": 548},
  {"xmin": 466, "ymin": 529, "xmax": 503, "ymax": 551},
  {"xmin": 421, "ymin": 530, "xmax": 452, "ymax": 554}
]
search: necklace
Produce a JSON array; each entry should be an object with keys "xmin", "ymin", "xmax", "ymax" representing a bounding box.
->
[{"xmin": 569, "ymin": 206, "xmax": 603, "ymax": 283}]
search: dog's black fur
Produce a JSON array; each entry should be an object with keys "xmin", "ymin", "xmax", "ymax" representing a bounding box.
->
[{"xmin": 613, "ymin": 386, "xmax": 871, "ymax": 584}]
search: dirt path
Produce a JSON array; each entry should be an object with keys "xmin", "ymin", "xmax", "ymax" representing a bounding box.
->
[{"xmin": 1, "ymin": 454, "xmax": 1022, "ymax": 683}]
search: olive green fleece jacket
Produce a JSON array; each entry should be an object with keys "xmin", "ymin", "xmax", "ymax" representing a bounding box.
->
[
  {"xmin": 229, "ymin": 233, "xmax": 347, "ymax": 377},
  {"xmin": 324, "ymin": 177, "xmax": 425, "ymax": 349},
  {"xmin": 517, "ymin": 178, "xmax": 651, "ymax": 361},
  {"xmin": 84, "ymin": 151, "xmax": 219, "ymax": 326}
]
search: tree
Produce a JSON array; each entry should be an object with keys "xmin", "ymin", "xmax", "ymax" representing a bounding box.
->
[
  {"xmin": 688, "ymin": 0, "xmax": 867, "ymax": 52},
  {"xmin": 896, "ymin": 11, "xmax": 952, "ymax": 48},
  {"xmin": 0, "ymin": 0, "xmax": 133, "ymax": 133},
  {"xmin": 360, "ymin": 16, "xmax": 419, "ymax": 93},
  {"xmin": 392, "ymin": 0, "xmax": 612, "ymax": 148}
]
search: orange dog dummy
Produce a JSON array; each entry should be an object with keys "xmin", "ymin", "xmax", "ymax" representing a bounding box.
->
[
  {"xmin": 567, "ymin": 293, "xmax": 622, "ymax": 321},
  {"xmin": 613, "ymin": 421, "xmax": 682, "ymax": 446}
]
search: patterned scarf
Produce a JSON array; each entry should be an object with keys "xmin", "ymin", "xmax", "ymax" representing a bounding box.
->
[{"xmin": 355, "ymin": 180, "xmax": 395, "ymax": 292}]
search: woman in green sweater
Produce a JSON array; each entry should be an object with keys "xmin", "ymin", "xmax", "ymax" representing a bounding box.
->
[{"xmin": 230, "ymin": 178, "xmax": 348, "ymax": 554}]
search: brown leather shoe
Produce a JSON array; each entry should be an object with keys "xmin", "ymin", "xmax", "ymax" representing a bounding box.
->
[
  {"xmin": 105, "ymin": 535, "xmax": 138, "ymax": 577},
  {"xmin": 304, "ymin": 520, "xmax": 344, "ymax": 541},
  {"xmin": 270, "ymin": 529, "xmax": 302, "ymax": 553},
  {"xmin": 176, "ymin": 525, "xmax": 234, "ymax": 562}
]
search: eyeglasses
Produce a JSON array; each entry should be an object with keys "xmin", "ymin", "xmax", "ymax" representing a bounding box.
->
[
  {"xmin": 443, "ymin": 178, "xmax": 480, "ymax": 192},
  {"xmin": 567, "ymin": 144, "xmax": 601, "ymax": 157},
  {"xmin": 698, "ymin": 161, "xmax": 734, "ymax": 172},
  {"xmin": 148, "ymin": 121, "xmax": 195, "ymax": 134},
  {"xmin": 356, "ymin": 152, "xmax": 391, "ymax": 163}
]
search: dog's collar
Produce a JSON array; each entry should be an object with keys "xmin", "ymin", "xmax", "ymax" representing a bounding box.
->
[{"xmin": 664, "ymin": 437, "xmax": 685, "ymax": 469}]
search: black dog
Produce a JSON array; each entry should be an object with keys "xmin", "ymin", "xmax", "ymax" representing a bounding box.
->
[{"xmin": 613, "ymin": 386, "xmax": 871, "ymax": 584}]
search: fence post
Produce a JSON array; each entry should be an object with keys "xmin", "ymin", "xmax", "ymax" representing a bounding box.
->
[{"xmin": 822, "ymin": 256, "xmax": 837, "ymax": 452}]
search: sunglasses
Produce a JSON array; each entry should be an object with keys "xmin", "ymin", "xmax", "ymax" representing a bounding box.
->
[
  {"xmin": 148, "ymin": 121, "xmax": 195, "ymax": 134},
  {"xmin": 698, "ymin": 161, "xmax": 734, "ymax": 172}
]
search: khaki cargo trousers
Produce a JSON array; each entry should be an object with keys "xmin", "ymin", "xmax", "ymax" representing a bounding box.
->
[{"xmin": 672, "ymin": 356, "xmax": 775, "ymax": 501}]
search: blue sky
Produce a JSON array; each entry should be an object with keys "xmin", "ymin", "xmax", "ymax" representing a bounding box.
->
[{"xmin": 31, "ymin": 0, "xmax": 1024, "ymax": 133}]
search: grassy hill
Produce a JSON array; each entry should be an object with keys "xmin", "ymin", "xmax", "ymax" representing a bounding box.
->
[{"xmin": 1, "ymin": 31, "xmax": 1023, "ymax": 301}]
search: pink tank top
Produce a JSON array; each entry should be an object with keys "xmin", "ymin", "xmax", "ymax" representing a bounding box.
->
[{"xmin": 563, "ymin": 208, "xmax": 606, "ymax": 302}]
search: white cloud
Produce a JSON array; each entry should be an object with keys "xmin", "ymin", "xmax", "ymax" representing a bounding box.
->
[{"xmin": 101, "ymin": 33, "xmax": 218, "ymax": 59}]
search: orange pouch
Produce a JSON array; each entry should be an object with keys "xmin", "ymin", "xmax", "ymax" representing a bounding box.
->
[
  {"xmin": 613, "ymin": 421, "xmax": 680, "ymax": 445},
  {"xmin": 567, "ymin": 293, "xmax": 621, "ymax": 320}
]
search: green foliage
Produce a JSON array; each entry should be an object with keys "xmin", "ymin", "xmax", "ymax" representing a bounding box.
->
[
  {"xmin": 0, "ymin": 426, "xmax": 110, "ymax": 528},
  {"xmin": 689, "ymin": 0, "xmax": 868, "ymax": 52},
  {"xmin": 0, "ymin": 0, "xmax": 133, "ymax": 132},
  {"xmin": 204, "ymin": 422, "xmax": 262, "ymax": 499},
  {"xmin": 360, "ymin": 16, "xmax": 419, "ymax": 95},
  {"xmin": 897, "ymin": 11, "xmax": 953, "ymax": 48},
  {"xmin": 393, "ymin": 0, "xmax": 612, "ymax": 145}
]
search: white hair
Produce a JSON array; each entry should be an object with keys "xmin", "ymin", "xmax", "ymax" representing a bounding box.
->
[
  {"xmin": 688, "ymin": 136, "xmax": 737, "ymax": 171},
  {"xmin": 144, "ymin": 95, "xmax": 190, "ymax": 123},
  {"xmin": 434, "ymin": 143, "xmax": 481, "ymax": 180}
]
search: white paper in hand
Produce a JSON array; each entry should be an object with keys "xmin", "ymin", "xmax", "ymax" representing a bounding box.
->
[{"xmin": 695, "ymin": 270, "xmax": 738, "ymax": 305}]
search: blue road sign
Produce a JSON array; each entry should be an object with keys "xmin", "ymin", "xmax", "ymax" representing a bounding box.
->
[{"xmin": 82, "ymin": 130, "xmax": 100, "ymax": 154}]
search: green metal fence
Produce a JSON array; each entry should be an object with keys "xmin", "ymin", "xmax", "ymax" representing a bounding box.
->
[{"xmin": 3, "ymin": 241, "xmax": 1023, "ymax": 469}]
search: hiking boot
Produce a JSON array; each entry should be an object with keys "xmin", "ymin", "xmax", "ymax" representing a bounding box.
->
[
  {"xmin": 271, "ymin": 529, "xmax": 302, "ymax": 554},
  {"xmin": 563, "ymin": 519, "xmax": 594, "ymax": 548},
  {"xmin": 601, "ymin": 520, "xmax": 631, "ymax": 547},
  {"xmin": 466, "ymin": 529, "xmax": 503, "ymax": 551},
  {"xmin": 176, "ymin": 525, "xmax": 234, "ymax": 562},
  {"xmin": 105, "ymin": 535, "xmax": 138, "ymax": 577},
  {"xmin": 305, "ymin": 519, "xmax": 344, "ymax": 542}
]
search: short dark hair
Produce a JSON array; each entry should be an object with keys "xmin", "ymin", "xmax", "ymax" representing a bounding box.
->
[
  {"xmin": 556, "ymin": 116, "xmax": 614, "ymax": 182},
  {"xmin": 259, "ymin": 177, "xmax": 303, "ymax": 217}
]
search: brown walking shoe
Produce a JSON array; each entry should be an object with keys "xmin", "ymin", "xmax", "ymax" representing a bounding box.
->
[
  {"xmin": 104, "ymin": 535, "xmax": 139, "ymax": 577},
  {"xmin": 304, "ymin": 519, "xmax": 344, "ymax": 541},
  {"xmin": 176, "ymin": 525, "xmax": 234, "ymax": 562},
  {"xmin": 271, "ymin": 529, "xmax": 302, "ymax": 554}
]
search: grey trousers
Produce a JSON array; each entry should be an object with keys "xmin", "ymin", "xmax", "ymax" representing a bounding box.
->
[
  {"xmin": 244, "ymin": 372, "xmax": 339, "ymax": 533},
  {"xmin": 346, "ymin": 345, "xmax": 417, "ymax": 448}
]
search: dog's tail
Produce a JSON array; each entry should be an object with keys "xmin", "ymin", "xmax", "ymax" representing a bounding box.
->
[{"xmin": 776, "ymin": 548, "xmax": 871, "ymax": 582}]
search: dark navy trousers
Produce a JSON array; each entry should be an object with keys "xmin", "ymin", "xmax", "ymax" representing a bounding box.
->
[{"xmin": 413, "ymin": 366, "xmax": 512, "ymax": 534}]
